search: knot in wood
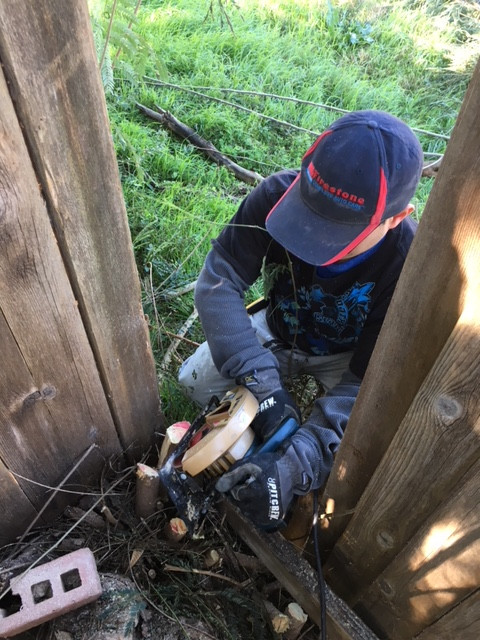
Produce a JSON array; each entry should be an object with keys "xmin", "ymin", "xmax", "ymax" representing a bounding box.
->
[
  {"xmin": 376, "ymin": 530, "xmax": 395, "ymax": 550},
  {"xmin": 23, "ymin": 390, "xmax": 42, "ymax": 408},
  {"xmin": 22, "ymin": 386, "xmax": 56, "ymax": 409},
  {"xmin": 41, "ymin": 385, "xmax": 57, "ymax": 400},
  {"xmin": 379, "ymin": 579, "xmax": 395, "ymax": 599},
  {"xmin": 434, "ymin": 394, "xmax": 463, "ymax": 426}
]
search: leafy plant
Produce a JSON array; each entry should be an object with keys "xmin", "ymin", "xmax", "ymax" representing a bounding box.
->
[
  {"xmin": 89, "ymin": 0, "xmax": 166, "ymax": 94},
  {"xmin": 324, "ymin": 0, "xmax": 374, "ymax": 48}
]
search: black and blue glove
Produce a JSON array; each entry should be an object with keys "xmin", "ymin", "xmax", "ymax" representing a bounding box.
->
[
  {"xmin": 217, "ymin": 372, "xmax": 361, "ymax": 529},
  {"xmin": 215, "ymin": 445, "xmax": 310, "ymax": 531},
  {"xmin": 238, "ymin": 370, "xmax": 300, "ymax": 442}
]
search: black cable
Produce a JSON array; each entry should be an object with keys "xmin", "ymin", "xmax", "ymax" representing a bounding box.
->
[{"xmin": 313, "ymin": 490, "xmax": 327, "ymax": 640}]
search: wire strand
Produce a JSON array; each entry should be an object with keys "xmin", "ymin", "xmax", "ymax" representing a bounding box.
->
[{"xmin": 313, "ymin": 490, "xmax": 327, "ymax": 640}]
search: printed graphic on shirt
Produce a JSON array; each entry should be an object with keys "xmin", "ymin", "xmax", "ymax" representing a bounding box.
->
[{"xmin": 277, "ymin": 281, "xmax": 375, "ymax": 355}]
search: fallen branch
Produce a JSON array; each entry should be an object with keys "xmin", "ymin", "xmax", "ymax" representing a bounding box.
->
[
  {"xmin": 422, "ymin": 155, "xmax": 443, "ymax": 177},
  {"xmin": 136, "ymin": 102, "xmax": 263, "ymax": 185}
]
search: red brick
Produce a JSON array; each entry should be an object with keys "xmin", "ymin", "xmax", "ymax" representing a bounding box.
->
[{"xmin": 0, "ymin": 548, "xmax": 102, "ymax": 637}]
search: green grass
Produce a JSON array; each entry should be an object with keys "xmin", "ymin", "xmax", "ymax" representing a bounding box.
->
[{"xmin": 92, "ymin": 0, "xmax": 480, "ymax": 421}]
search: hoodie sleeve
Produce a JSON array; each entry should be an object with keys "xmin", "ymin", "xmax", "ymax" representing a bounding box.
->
[
  {"xmin": 194, "ymin": 172, "xmax": 297, "ymax": 384},
  {"xmin": 285, "ymin": 370, "xmax": 362, "ymax": 494},
  {"xmin": 194, "ymin": 247, "xmax": 282, "ymax": 383}
]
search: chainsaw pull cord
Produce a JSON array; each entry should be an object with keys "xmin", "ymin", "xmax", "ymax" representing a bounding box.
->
[{"xmin": 313, "ymin": 490, "xmax": 327, "ymax": 640}]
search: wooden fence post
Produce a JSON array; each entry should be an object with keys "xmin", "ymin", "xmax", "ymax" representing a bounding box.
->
[
  {"xmin": 316, "ymin": 56, "xmax": 480, "ymax": 634},
  {"xmin": 320, "ymin": 57, "xmax": 480, "ymax": 552},
  {"xmin": 354, "ymin": 459, "xmax": 480, "ymax": 637},
  {"xmin": 0, "ymin": 64, "xmax": 121, "ymax": 542},
  {"xmin": 0, "ymin": 0, "xmax": 162, "ymax": 456},
  {"xmin": 0, "ymin": 1, "xmax": 163, "ymax": 542}
]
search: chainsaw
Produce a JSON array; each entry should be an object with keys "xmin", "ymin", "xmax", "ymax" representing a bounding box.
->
[{"xmin": 158, "ymin": 386, "xmax": 298, "ymax": 535}]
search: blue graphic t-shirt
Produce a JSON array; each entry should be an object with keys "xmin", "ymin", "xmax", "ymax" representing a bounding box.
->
[
  {"xmin": 266, "ymin": 237, "xmax": 388, "ymax": 357},
  {"xmin": 275, "ymin": 279, "xmax": 375, "ymax": 355}
]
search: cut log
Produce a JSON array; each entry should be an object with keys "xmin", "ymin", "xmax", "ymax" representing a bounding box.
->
[
  {"xmin": 284, "ymin": 602, "xmax": 308, "ymax": 640},
  {"xmin": 203, "ymin": 549, "xmax": 221, "ymax": 569},
  {"xmin": 135, "ymin": 463, "xmax": 160, "ymax": 519},
  {"xmin": 164, "ymin": 517, "xmax": 188, "ymax": 543},
  {"xmin": 263, "ymin": 600, "xmax": 290, "ymax": 635},
  {"xmin": 157, "ymin": 421, "xmax": 191, "ymax": 468}
]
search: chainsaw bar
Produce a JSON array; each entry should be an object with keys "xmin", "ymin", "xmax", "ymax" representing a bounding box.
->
[{"xmin": 158, "ymin": 387, "xmax": 300, "ymax": 535}]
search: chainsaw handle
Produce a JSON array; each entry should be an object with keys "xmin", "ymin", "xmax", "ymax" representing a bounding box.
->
[{"xmin": 244, "ymin": 417, "xmax": 299, "ymax": 458}]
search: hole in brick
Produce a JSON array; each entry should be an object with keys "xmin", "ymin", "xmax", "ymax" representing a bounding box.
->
[
  {"xmin": 0, "ymin": 592, "xmax": 22, "ymax": 617},
  {"xmin": 61, "ymin": 568, "xmax": 82, "ymax": 592},
  {"xmin": 31, "ymin": 579, "xmax": 53, "ymax": 603}
]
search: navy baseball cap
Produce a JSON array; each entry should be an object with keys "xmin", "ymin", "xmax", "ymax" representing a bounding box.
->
[{"xmin": 265, "ymin": 110, "xmax": 423, "ymax": 265}]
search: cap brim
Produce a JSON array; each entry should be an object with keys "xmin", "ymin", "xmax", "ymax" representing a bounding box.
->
[{"xmin": 265, "ymin": 174, "xmax": 377, "ymax": 266}]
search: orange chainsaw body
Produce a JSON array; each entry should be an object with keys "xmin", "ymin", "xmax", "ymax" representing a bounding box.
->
[{"xmin": 181, "ymin": 386, "xmax": 259, "ymax": 477}]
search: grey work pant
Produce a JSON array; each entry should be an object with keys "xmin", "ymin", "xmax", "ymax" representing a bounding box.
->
[{"xmin": 178, "ymin": 309, "xmax": 353, "ymax": 406}]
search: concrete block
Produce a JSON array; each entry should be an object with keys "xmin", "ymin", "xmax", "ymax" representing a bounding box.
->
[{"xmin": 0, "ymin": 548, "xmax": 102, "ymax": 637}]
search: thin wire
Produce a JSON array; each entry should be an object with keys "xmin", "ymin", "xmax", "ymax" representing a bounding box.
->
[
  {"xmin": 143, "ymin": 78, "xmax": 319, "ymax": 136},
  {"xmin": 143, "ymin": 78, "xmax": 451, "ymax": 141},
  {"xmin": 313, "ymin": 490, "xmax": 327, "ymax": 640}
]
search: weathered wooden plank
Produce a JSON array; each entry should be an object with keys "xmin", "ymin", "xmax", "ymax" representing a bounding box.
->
[
  {"xmin": 320, "ymin": 56, "xmax": 480, "ymax": 550},
  {"xmin": 0, "ymin": 0, "xmax": 161, "ymax": 455},
  {"xmin": 0, "ymin": 463, "xmax": 37, "ymax": 547},
  {"xmin": 354, "ymin": 460, "xmax": 480, "ymax": 638},
  {"xmin": 325, "ymin": 316, "xmax": 480, "ymax": 603},
  {"xmin": 223, "ymin": 502, "xmax": 379, "ymax": 640},
  {"xmin": 0, "ymin": 65, "xmax": 121, "ymax": 522},
  {"xmin": 414, "ymin": 589, "xmax": 480, "ymax": 640},
  {"xmin": 0, "ymin": 308, "xmax": 110, "ymax": 509}
]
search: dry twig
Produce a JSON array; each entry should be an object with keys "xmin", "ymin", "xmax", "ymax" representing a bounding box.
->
[
  {"xmin": 159, "ymin": 308, "xmax": 199, "ymax": 380},
  {"xmin": 163, "ymin": 563, "xmax": 250, "ymax": 587}
]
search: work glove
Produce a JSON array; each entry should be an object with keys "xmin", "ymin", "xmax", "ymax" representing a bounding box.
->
[
  {"xmin": 238, "ymin": 370, "xmax": 301, "ymax": 442},
  {"xmin": 215, "ymin": 445, "xmax": 309, "ymax": 531}
]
